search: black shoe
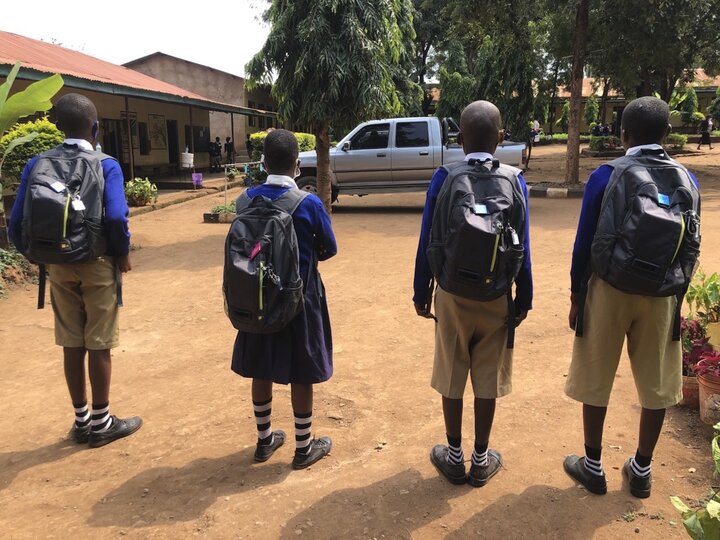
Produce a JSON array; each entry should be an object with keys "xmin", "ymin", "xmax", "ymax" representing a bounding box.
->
[
  {"xmin": 292, "ymin": 436, "xmax": 332, "ymax": 470},
  {"xmin": 467, "ymin": 449, "xmax": 503, "ymax": 487},
  {"xmin": 623, "ymin": 458, "xmax": 651, "ymax": 498},
  {"xmin": 563, "ymin": 454, "xmax": 607, "ymax": 495},
  {"xmin": 430, "ymin": 444, "xmax": 467, "ymax": 485},
  {"xmin": 88, "ymin": 416, "xmax": 143, "ymax": 448},
  {"xmin": 254, "ymin": 430, "xmax": 286, "ymax": 462},
  {"xmin": 69, "ymin": 423, "xmax": 90, "ymax": 444}
]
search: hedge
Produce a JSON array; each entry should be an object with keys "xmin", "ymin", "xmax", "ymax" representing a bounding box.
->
[
  {"xmin": 664, "ymin": 133, "xmax": 687, "ymax": 149},
  {"xmin": 0, "ymin": 118, "xmax": 63, "ymax": 182},
  {"xmin": 589, "ymin": 136, "xmax": 622, "ymax": 151},
  {"xmin": 248, "ymin": 131, "xmax": 316, "ymax": 161}
]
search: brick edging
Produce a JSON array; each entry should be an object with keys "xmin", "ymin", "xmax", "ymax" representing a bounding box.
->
[
  {"xmin": 528, "ymin": 185, "xmax": 585, "ymax": 199},
  {"xmin": 128, "ymin": 180, "xmax": 246, "ymax": 217}
]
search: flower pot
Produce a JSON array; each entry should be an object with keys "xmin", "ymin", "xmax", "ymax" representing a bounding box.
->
[
  {"xmin": 218, "ymin": 212, "xmax": 235, "ymax": 223},
  {"xmin": 203, "ymin": 213, "xmax": 219, "ymax": 223},
  {"xmin": 697, "ymin": 373, "xmax": 720, "ymax": 425},
  {"xmin": 679, "ymin": 375, "xmax": 699, "ymax": 408},
  {"xmin": 707, "ymin": 322, "xmax": 720, "ymax": 349}
]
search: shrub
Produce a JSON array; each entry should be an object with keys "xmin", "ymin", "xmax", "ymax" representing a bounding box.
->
[
  {"xmin": 0, "ymin": 247, "xmax": 36, "ymax": 296},
  {"xmin": 664, "ymin": 133, "xmax": 687, "ymax": 150},
  {"xmin": 124, "ymin": 177, "xmax": 157, "ymax": 207},
  {"xmin": 248, "ymin": 131, "xmax": 316, "ymax": 161},
  {"xmin": 712, "ymin": 130, "xmax": 720, "ymax": 137},
  {"xmin": 589, "ymin": 136, "xmax": 622, "ymax": 151},
  {"xmin": 0, "ymin": 118, "xmax": 63, "ymax": 182},
  {"xmin": 551, "ymin": 133, "xmax": 568, "ymax": 142},
  {"xmin": 210, "ymin": 201, "xmax": 235, "ymax": 214}
]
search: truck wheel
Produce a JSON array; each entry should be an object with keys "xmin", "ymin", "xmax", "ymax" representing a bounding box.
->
[{"xmin": 297, "ymin": 176, "xmax": 339, "ymax": 203}]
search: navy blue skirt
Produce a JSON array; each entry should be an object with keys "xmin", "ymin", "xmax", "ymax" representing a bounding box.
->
[{"xmin": 231, "ymin": 265, "xmax": 333, "ymax": 384}]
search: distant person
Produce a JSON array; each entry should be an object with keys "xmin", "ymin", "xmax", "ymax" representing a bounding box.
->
[
  {"xmin": 413, "ymin": 100, "xmax": 533, "ymax": 487},
  {"xmin": 564, "ymin": 96, "xmax": 701, "ymax": 498},
  {"xmin": 224, "ymin": 136, "xmax": 235, "ymax": 164},
  {"xmin": 601, "ymin": 124, "xmax": 610, "ymax": 136},
  {"xmin": 591, "ymin": 124, "xmax": 601, "ymax": 137},
  {"xmin": 9, "ymin": 93, "xmax": 141, "ymax": 448},
  {"xmin": 245, "ymin": 133, "xmax": 253, "ymax": 160},
  {"xmin": 209, "ymin": 136, "xmax": 222, "ymax": 172},
  {"xmin": 697, "ymin": 117, "xmax": 714, "ymax": 150},
  {"xmin": 226, "ymin": 129, "xmax": 338, "ymax": 469}
]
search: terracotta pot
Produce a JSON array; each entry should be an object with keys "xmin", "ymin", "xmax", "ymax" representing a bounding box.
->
[
  {"xmin": 218, "ymin": 213, "xmax": 235, "ymax": 223},
  {"xmin": 679, "ymin": 374, "xmax": 700, "ymax": 409},
  {"xmin": 697, "ymin": 372, "xmax": 720, "ymax": 425}
]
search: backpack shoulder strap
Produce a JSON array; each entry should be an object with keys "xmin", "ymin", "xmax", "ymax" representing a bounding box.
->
[{"xmin": 273, "ymin": 189, "xmax": 311, "ymax": 216}]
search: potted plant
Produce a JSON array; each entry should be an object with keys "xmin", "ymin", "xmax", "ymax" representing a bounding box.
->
[
  {"xmin": 680, "ymin": 317, "xmax": 712, "ymax": 408},
  {"xmin": 203, "ymin": 201, "xmax": 236, "ymax": 224},
  {"xmin": 687, "ymin": 271, "xmax": 720, "ymax": 347},
  {"xmin": 226, "ymin": 166, "xmax": 241, "ymax": 180},
  {"xmin": 124, "ymin": 177, "xmax": 158, "ymax": 207},
  {"xmin": 693, "ymin": 350, "xmax": 720, "ymax": 425}
]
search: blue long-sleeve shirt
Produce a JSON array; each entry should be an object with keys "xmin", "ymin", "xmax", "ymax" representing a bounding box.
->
[
  {"xmin": 244, "ymin": 184, "xmax": 337, "ymax": 276},
  {"xmin": 413, "ymin": 162, "xmax": 534, "ymax": 311},
  {"xmin": 570, "ymin": 161, "xmax": 699, "ymax": 293},
  {"xmin": 9, "ymin": 145, "xmax": 131, "ymax": 257}
]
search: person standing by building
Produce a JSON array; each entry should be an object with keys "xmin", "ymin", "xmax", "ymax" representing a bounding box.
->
[
  {"xmin": 225, "ymin": 136, "xmax": 235, "ymax": 164},
  {"xmin": 209, "ymin": 136, "xmax": 222, "ymax": 172}
]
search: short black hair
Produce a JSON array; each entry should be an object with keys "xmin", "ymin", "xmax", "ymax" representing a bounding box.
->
[
  {"xmin": 53, "ymin": 93, "xmax": 97, "ymax": 136},
  {"xmin": 621, "ymin": 96, "xmax": 670, "ymax": 144},
  {"xmin": 263, "ymin": 129, "xmax": 298, "ymax": 173}
]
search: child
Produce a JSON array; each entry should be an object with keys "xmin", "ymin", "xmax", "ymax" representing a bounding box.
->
[
  {"xmin": 9, "ymin": 93, "xmax": 141, "ymax": 448},
  {"xmin": 564, "ymin": 96, "xmax": 701, "ymax": 498},
  {"xmin": 231, "ymin": 129, "xmax": 337, "ymax": 469},
  {"xmin": 413, "ymin": 100, "xmax": 533, "ymax": 486}
]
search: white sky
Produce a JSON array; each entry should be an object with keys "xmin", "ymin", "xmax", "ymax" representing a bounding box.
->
[{"xmin": 1, "ymin": 0, "xmax": 270, "ymax": 77}]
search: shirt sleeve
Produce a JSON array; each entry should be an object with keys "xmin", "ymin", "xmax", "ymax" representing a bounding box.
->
[
  {"xmin": 412, "ymin": 167, "xmax": 448, "ymax": 304},
  {"xmin": 570, "ymin": 164, "xmax": 613, "ymax": 293},
  {"xmin": 102, "ymin": 158, "xmax": 131, "ymax": 256},
  {"xmin": 514, "ymin": 174, "xmax": 533, "ymax": 311},
  {"xmin": 313, "ymin": 196, "xmax": 337, "ymax": 261},
  {"xmin": 8, "ymin": 157, "xmax": 38, "ymax": 251}
]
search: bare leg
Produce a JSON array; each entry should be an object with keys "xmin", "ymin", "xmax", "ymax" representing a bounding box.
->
[
  {"xmin": 291, "ymin": 383, "xmax": 313, "ymax": 413},
  {"xmin": 63, "ymin": 346, "xmax": 87, "ymax": 404},
  {"xmin": 252, "ymin": 379, "xmax": 273, "ymax": 403},
  {"xmin": 442, "ymin": 396, "xmax": 463, "ymax": 439},
  {"xmin": 87, "ymin": 349, "xmax": 112, "ymax": 405},
  {"xmin": 637, "ymin": 407, "xmax": 666, "ymax": 457},
  {"xmin": 583, "ymin": 404, "xmax": 607, "ymax": 450},
  {"xmin": 474, "ymin": 398, "xmax": 496, "ymax": 447}
]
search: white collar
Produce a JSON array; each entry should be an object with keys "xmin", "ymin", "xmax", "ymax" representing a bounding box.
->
[
  {"xmin": 64, "ymin": 138, "xmax": 94, "ymax": 152},
  {"xmin": 464, "ymin": 151, "xmax": 494, "ymax": 162},
  {"xmin": 626, "ymin": 143, "xmax": 664, "ymax": 156},
  {"xmin": 265, "ymin": 174, "xmax": 298, "ymax": 189}
]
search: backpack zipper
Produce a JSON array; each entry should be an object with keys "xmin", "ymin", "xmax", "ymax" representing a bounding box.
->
[
  {"xmin": 62, "ymin": 194, "xmax": 71, "ymax": 238},
  {"xmin": 490, "ymin": 223, "xmax": 503, "ymax": 273},
  {"xmin": 671, "ymin": 213, "xmax": 685, "ymax": 264},
  {"xmin": 259, "ymin": 261, "xmax": 265, "ymax": 312}
]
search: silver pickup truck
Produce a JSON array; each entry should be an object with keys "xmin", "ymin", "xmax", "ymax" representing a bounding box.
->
[{"xmin": 296, "ymin": 116, "xmax": 527, "ymax": 198}]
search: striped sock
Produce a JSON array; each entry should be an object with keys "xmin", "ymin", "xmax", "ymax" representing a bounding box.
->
[
  {"xmin": 446, "ymin": 435, "xmax": 464, "ymax": 465},
  {"xmin": 472, "ymin": 443, "xmax": 489, "ymax": 467},
  {"xmin": 253, "ymin": 398, "xmax": 273, "ymax": 445},
  {"xmin": 294, "ymin": 411, "xmax": 313, "ymax": 455},
  {"xmin": 630, "ymin": 451, "xmax": 652, "ymax": 478},
  {"xmin": 91, "ymin": 402, "xmax": 113, "ymax": 433},
  {"xmin": 584, "ymin": 444, "xmax": 604, "ymax": 476},
  {"xmin": 74, "ymin": 401, "xmax": 90, "ymax": 429}
]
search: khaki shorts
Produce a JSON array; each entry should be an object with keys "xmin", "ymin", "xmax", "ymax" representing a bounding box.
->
[
  {"xmin": 565, "ymin": 276, "xmax": 682, "ymax": 409},
  {"xmin": 432, "ymin": 286, "xmax": 513, "ymax": 399},
  {"xmin": 48, "ymin": 257, "xmax": 120, "ymax": 350}
]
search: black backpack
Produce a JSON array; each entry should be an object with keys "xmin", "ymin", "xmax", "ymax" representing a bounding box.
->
[
  {"xmin": 426, "ymin": 159, "xmax": 526, "ymax": 347},
  {"xmin": 590, "ymin": 151, "xmax": 701, "ymax": 297},
  {"xmin": 223, "ymin": 189, "xmax": 309, "ymax": 333},
  {"xmin": 21, "ymin": 144, "xmax": 109, "ymax": 264}
]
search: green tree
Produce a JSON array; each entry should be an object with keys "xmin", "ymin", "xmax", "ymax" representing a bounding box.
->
[
  {"xmin": 0, "ymin": 63, "xmax": 63, "ymax": 248},
  {"xmin": 556, "ymin": 100, "xmax": 570, "ymax": 132},
  {"xmin": 412, "ymin": 0, "xmax": 449, "ymax": 114},
  {"xmin": 708, "ymin": 87, "xmax": 720, "ymax": 124},
  {"xmin": 584, "ymin": 94, "xmax": 599, "ymax": 127},
  {"xmin": 681, "ymin": 86, "xmax": 699, "ymax": 126},
  {"xmin": 246, "ymin": 0, "xmax": 416, "ymax": 211},
  {"xmin": 565, "ymin": 0, "xmax": 589, "ymax": 185}
]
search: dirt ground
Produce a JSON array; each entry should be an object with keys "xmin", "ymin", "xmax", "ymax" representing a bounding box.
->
[{"xmin": 1, "ymin": 146, "xmax": 720, "ymax": 539}]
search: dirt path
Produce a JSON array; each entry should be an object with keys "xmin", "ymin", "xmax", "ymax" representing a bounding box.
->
[{"xmin": 1, "ymin": 151, "xmax": 720, "ymax": 539}]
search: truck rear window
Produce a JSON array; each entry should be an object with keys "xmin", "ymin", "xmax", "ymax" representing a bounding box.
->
[{"xmin": 396, "ymin": 122, "xmax": 429, "ymax": 148}]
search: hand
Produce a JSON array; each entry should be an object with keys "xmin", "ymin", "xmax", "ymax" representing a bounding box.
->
[
  {"xmin": 568, "ymin": 293, "xmax": 580, "ymax": 330},
  {"xmin": 117, "ymin": 255, "xmax": 132, "ymax": 273},
  {"xmin": 414, "ymin": 302, "xmax": 435, "ymax": 320}
]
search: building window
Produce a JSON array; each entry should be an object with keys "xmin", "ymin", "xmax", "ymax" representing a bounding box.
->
[{"xmin": 139, "ymin": 122, "xmax": 151, "ymax": 155}]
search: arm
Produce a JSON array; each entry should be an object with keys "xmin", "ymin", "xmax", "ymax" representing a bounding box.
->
[
  {"xmin": 8, "ymin": 158, "xmax": 37, "ymax": 251},
  {"xmin": 513, "ymin": 174, "xmax": 533, "ymax": 322},
  {"xmin": 101, "ymin": 159, "xmax": 131, "ymax": 267},
  {"xmin": 412, "ymin": 167, "xmax": 448, "ymax": 313},
  {"xmin": 313, "ymin": 197, "xmax": 337, "ymax": 261}
]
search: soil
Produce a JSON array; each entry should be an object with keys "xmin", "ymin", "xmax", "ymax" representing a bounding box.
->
[{"xmin": 1, "ymin": 146, "xmax": 720, "ymax": 539}]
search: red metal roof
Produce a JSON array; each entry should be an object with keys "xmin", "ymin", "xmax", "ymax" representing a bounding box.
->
[{"xmin": 0, "ymin": 30, "xmax": 224, "ymax": 105}]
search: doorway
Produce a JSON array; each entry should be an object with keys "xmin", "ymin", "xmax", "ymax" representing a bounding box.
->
[{"xmin": 167, "ymin": 120, "xmax": 179, "ymax": 168}]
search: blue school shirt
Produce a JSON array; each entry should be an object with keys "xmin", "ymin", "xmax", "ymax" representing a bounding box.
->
[
  {"xmin": 570, "ymin": 145, "xmax": 699, "ymax": 293},
  {"xmin": 9, "ymin": 140, "xmax": 131, "ymax": 257},
  {"xmin": 413, "ymin": 152, "xmax": 534, "ymax": 311},
  {"xmin": 244, "ymin": 179, "xmax": 337, "ymax": 276}
]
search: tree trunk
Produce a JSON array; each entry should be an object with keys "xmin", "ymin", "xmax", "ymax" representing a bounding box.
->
[
  {"xmin": 313, "ymin": 124, "xmax": 333, "ymax": 214},
  {"xmin": 599, "ymin": 77, "xmax": 610, "ymax": 124},
  {"xmin": 547, "ymin": 60, "xmax": 560, "ymax": 136},
  {"xmin": 565, "ymin": 0, "xmax": 589, "ymax": 185}
]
